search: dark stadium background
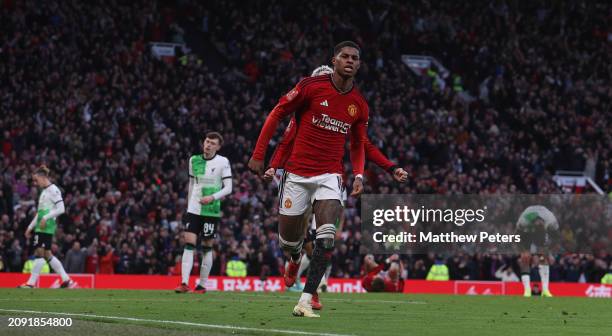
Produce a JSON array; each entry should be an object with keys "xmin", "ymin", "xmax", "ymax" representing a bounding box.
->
[{"xmin": 0, "ymin": 0, "xmax": 610, "ymax": 285}]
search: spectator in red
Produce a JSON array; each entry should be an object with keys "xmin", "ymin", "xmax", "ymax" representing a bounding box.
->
[
  {"xmin": 99, "ymin": 245, "xmax": 119, "ymax": 274},
  {"xmin": 85, "ymin": 242, "xmax": 99, "ymax": 274}
]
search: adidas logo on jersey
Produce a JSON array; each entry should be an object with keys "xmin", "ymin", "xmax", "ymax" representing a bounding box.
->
[{"xmin": 320, "ymin": 100, "xmax": 329, "ymax": 107}]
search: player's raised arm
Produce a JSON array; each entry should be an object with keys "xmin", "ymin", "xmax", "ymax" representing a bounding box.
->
[
  {"xmin": 364, "ymin": 140, "xmax": 394, "ymax": 171},
  {"xmin": 364, "ymin": 140, "xmax": 408, "ymax": 182},
  {"xmin": 249, "ymin": 82, "xmax": 309, "ymax": 175},
  {"xmin": 269, "ymin": 118, "xmax": 297, "ymax": 169},
  {"xmin": 264, "ymin": 118, "xmax": 297, "ymax": 182}
]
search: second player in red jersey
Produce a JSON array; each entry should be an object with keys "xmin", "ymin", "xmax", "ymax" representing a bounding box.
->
[{"xmin": 362, "ymin": 254, "xmax": 405, "ymax": 293}]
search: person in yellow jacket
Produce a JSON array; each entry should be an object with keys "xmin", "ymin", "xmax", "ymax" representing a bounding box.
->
[
  {"xmin": 426, "ymin": 256, "xmax": 449, "ymax": 281},
  {"xmin": 226, "ymin": 256, "xmax": 247, "ymax": 277},
  {"xmin": 602, "ymin": 266, "xmax": 612, "ymax": 284},
  {"xmin": 22, "ymin": 257, "xmax": 50, "ymax": 275}
]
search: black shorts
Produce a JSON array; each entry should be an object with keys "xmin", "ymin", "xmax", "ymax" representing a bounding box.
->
[
  {"xmin": 517, "ymin": 228, "xmax": 557, "ymax": 254},
  {"xmin": 184, "ymin": 213, "xmax": 219, "ymax": 239},
  {"xmin": 32, "ymin": 232, "xmax": 53, "ymax": 250}
]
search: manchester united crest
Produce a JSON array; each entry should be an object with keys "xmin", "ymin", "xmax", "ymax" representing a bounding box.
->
[
  {"xmin": 347, "ymin": 104, "xmax": 357, "ymax": 117},
  {"xmin": 284, "ymin": 198, "xmax": 292, "ymax": 209}
]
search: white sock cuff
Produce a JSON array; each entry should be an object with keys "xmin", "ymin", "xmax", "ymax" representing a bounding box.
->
[
  {"xmin": 316, "ymin": 224, "xmax": 336, "ymax": 239},
  {"xmin": 279, "ymin": 235, "xmax": 303, "ymax": 254}
]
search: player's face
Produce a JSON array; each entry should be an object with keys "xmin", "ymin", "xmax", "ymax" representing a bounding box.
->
[
  {"xmin": 32, "ymin": 174, "xmax": 45, "ymax": 188},
  {"xmin": 332, "ymin": 47, "xmax": 360, "ymax": 78},
  {"xmin": 202, "ymin": 137, "xmax": 221, "ymax": 157}
]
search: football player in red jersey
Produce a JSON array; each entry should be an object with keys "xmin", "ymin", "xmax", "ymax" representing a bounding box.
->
[
  {"xmin": 362, "ymin": 254, "xmax": 405, "ymax": 293},
  {"xmin": 249, "ymin": 41, "xmax": 370, "ymax": 317},
  {"xmin": 264, "ymin": 65, "xmax": 408, "ymax": 310}
]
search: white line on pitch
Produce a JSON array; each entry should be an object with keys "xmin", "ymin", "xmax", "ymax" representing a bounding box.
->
[
  {"xmin": 0, "ymin": 295, "xmax": 427, "ymax": 305},
  {"xmin": 0, "ymin": 308, "xmax": 354, "ymax": 336},
  {"xmin": 225, "ymin": 293, "xmax": 428, "ymax": 305}
]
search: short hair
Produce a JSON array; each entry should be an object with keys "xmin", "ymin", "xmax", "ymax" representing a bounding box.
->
[
  {"xmin": 311, "ymin": 65, "xmax": 333, "ymax": 76},
  {"xmin": 333, "ymin": 41, "xmax": 361, "ymax": 57},
  {"xmin": 371, "ymin": 277, "xmax": 385, "ymax": 292},
  {"xmin": 34, "ymin": 165, "xmax": 50, "ymax": 177},
  {"xmin": 205, "ymin": 131, "xmax": 224, "ymax": 146}
]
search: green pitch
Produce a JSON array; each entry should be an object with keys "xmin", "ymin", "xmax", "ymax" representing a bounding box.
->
[{"xmin": 0, "ymin": 289, "xmax": 610, "ymax": 336}]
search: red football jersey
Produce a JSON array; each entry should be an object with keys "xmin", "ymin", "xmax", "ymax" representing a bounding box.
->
[
  {"xmin": 252, "ymin": 74, "xmax": 369, "ymax": 177},
  {"xmin": 269, "ymin": 116, "xmax": 396, "ymax": 172},
  {"xmin": 362, "ymin": 263, "xmax": 404, "ymax": 293}
]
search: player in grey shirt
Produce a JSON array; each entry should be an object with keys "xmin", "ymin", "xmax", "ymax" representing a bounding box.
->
[{"xmin": 516, "ymin": 205, "xmax": 559, "ymax": 297}]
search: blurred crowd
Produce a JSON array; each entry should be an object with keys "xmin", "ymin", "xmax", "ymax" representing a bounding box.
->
[{"xmin": 0, "ymin": 0, "xmax": 610, "ymax": 283}]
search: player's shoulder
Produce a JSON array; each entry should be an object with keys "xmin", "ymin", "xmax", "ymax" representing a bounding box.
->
[
  {"xmin": 49, "ymin": 184, "xmax": 62, "ymax": 195},
  {"xmin": 349, "ymin": 85, "xmax": 368, "ymax": 105},
  {"xmin": 525, "ymin": 205, "xmax": 551, "ymax": 213},
  {"xmin": 209, "ymin": 154, "xmax": 231, "ymax": 168},
  {"xmin": 297, "ymin": 74, "xmax": 331, "ymax": 90},
  {"xmin": 215, "ymin": 154, "xmax": 230, "ymax": 164}
]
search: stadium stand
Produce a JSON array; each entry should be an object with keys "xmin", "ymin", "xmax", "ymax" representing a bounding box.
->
[{"xmin": 0, "ymin": 0, "xmax": 610, "ymax": 283}]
